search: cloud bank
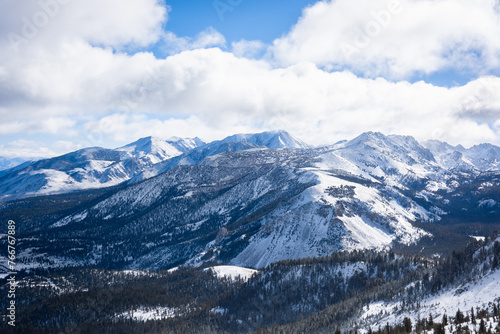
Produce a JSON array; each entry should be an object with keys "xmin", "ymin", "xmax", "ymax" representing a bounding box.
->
[{"xmin": 1, "ymin": 0, "xmax": 500, "ymax": 158}]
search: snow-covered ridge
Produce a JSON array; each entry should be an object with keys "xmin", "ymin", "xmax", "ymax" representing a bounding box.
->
[
  {"xmin": 219, "ymin": 130, "xmax": 309, "ymax": 149},
  {"xmin": 2, "ymin": 130, "xmax": 500, "ymax": 202},
  {"xmin": 0, "ymin": 136, "xmax": 206, "ymax": 201},
  {"xmin": 4, "ymin": 131, "xmax": 500, "ymax": 271},
  {"xmin": 0, "ymin": 131, "xmax": 310, "ymax": 201},
  {"xmin": 0, "ymin": 156, "xmax": 28, "ymax": 171}
]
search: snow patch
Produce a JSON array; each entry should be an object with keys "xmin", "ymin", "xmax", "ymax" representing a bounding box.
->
[{"xmin": 205, "ymin": 265, "xmax": 258, "ymax": 282}]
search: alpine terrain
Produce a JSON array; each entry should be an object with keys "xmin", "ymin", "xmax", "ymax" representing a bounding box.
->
[{"xmin": 0, "ymin": 130, "xmax": 499, "ymax": 333}]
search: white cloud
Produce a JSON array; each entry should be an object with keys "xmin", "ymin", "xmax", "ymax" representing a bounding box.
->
[
  {"xmin": 1, "ymin": 39, "xmax": 500, "ymax": 148},
  {"xmin": 0, "ymin": 139, "xmax": 58, "ymax": 159},
  {"xmin": 161, "ymin": 27, "xmax": 226, "ymax": 55},
  {"xmin": 270, "ymin": 0, "xmax": 500, "ymax": 79},
  {"xmin": 1, "ymin": 0, "xmax": 500, "ymax": 157},
  {"xmin": 232, "ymin": 39, "xmax": 267, "ymax": 58},
  {"xmin": 1, "ymin": 0, "xmax": 167, "ymax": 53},
  {"xmin": 456, "ymin": 76, "xmax": 500, "ymax": 122},
  {"xmin": 47, "ymin": 47, "xmax": 499, "ymax": 147},
  {"xmin": 82, "ymin": 113, "xmax": 256, "ymax": 146},
  {"xmin": 0, "ymin": 116, "xmax": 75, "ymax": 135}
]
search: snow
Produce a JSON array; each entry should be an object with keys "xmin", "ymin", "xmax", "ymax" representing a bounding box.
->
[
  {"xmin": 117, "ymin": 306, "xmax": 177, "ymax": 321},
  {"xmin": 120, "ymin": 270, "xmax": 152, "ymax": 277},
  {"xmin": 205, "ymin": 265, "xmax": 258, "ymax": 281},
  {"xmin": 51, "ymin": 211, "xmax": 88, "ymax": 228},
  {"xmin": 341, "ymin": 216, "xmax": 394, "ymax": 248},
  {"xmin": 478, "ymin": 199, "xmax": 497, "ymax": 208},
  {"xmin": 360, "ymin": 268, "xmax": 500, "ymax": 332},
  {"xmin": 211, "ymin": 307, "xmax": 227, "ymax": 315},
  {"xmin": 117, "ymin": 136, "xmax": 184, "ymax": 163},
  {"xmin": 6, "ymin": 131, "xmax": 500, "ymax": 272}
]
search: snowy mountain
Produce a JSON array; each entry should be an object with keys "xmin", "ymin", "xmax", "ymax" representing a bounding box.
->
[
  {"xmin": 0, "ymin": 156, "xmax": 28, "ymax": 171},
  {"xmin": 423, "ymin": 139, "xmax": 500, "ymax": 172},
  {"xmin": 130, "ymin": 130, "xmax": 310, "ymax": 182},
  {"xmin": 165, "ymin": 136, "xmax": 205, "ymax": 152},
  {"xmin": 0, "ymin": 131, "xmax": 307, "ymax": 201},
  {"xmin": 2, "ymin": 130, "xmax": 500, "ymax": 334},
  {"xmin": 0, "ymin": 136, "xmax": 205, "ymax": 201},
  {"xmin": 117, "ymin": 136, "xmax": 205, "ymax": 163},
  {"xmin": 2, "ymin": 131, "xmax": 499, "ymax": 271},
  {"xmin": 219, "ymin": 130, "xmax": 309, "ymax": 149}
]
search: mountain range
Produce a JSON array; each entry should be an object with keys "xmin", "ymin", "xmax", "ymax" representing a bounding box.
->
[
  {"xmin": 0, "ymin": 156, "xmax": 28, "ymax": 171},
  {"xmin": 0, "ymin": 130, "xmax": 499, "ymax": 271},
  {"xmin": 0, "ymin": 130, "xmax": 309, "ymax": 201}
]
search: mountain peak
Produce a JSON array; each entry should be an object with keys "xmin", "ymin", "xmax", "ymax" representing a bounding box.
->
[
  {"xmin": 221, "ymin": 130, "xmax": 309, "ymax": 149},
  {"xmin": 166, "ymin": 137, "xmax": 206, "ymax": 152}
]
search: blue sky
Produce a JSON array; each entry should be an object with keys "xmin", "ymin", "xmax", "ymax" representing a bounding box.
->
[
  {"xmin": 163, "ymin": 0, "xmax": 318, "ymax": 45},
  {"xmin": 158, "ymin": 0, "xmax": 480, "ymax": 87},
  {"xmin": 1, "ymin": 0, "xmax": 500, "ymax": 159}
]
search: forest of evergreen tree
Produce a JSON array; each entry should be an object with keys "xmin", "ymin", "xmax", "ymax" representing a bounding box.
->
[{"xmin": 0, "ymin": 234, "xmax": 498, "ymax": 334}]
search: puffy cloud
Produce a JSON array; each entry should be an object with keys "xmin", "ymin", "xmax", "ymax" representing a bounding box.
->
[
  {"xmin": 456, "ymin": 76, "xmax": 500, "ymax": 122},
  {"xmin": 270, "ymin": 0, "xmax": 500, "ymax": 79},
  {"xmin": 47, "ymin": 48, "xmax": 498, "ymax": 147},
  {"xmin": 0, "ymin": 139, "xmax": 58, "ymax": 158},
  {"xmin": 232, "ymin": 39, "xmax": 267, "ymax": 58},
  {"xmin": 161, "ymin": 27, "xmax": 226, "ymax": 55},
  {"xmin": 1, "ymin": 39, "xmax": 500, "ymax": 148},
  {"xmin": 0, "ymin": 0, "xmax": 168, "ymax": 121},
  {"xmin": 0, "ymin": 116, "xmax": 75, "ymax": 135},
  {"xmin": 1, "ymin": 0, "xmax": 167, "ymax": 53},
  {"xmin": 1, "ymin": 0, "xmax": 500, "ymax": 158},
  {"xmin": 82, "ymin": 113, "xmax": 258, "ymax": 146}
]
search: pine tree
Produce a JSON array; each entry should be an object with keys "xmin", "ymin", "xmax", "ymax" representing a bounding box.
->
[
  {"xmin": 479, "ymin": 318, "xmax": 486, "ymax": 333},
  {"xmin": 471, "ymin": 307, "xmax": 476, "ymax": 325},
  {"xmin": 403, "ymin": 317, "xmax": 412, "ymax": 333},
  {"xmin": 455, "ymin": 309, "xmax": 465, "ymax": 324},
  {"xmin": 442, "ymin": 313, "xmax": 448, "ymax": 326},
  {"xmin": 428, "ymin": 314, "xmax": 434, "ymax": 329}
]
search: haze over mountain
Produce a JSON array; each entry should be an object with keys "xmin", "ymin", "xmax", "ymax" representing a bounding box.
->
[{"xmin": 0, "ymin": 157, "xmax": 27, "ymax": 171}]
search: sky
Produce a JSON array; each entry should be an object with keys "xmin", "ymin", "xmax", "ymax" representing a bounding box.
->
[{"xmin": 1, "ymin": 0, "xmax": 500, "ymax": 159}]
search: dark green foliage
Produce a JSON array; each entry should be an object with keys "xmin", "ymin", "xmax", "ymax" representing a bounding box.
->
[
  {"xmin": 402, "ymin": 317, "xmax": 411, "ymax": 333},
  {"xmin": 325, "ymin": 185, "xmax": 356, "ymax": 198},
  {"xmin": 1, "ymin": 234, "xmax": 499, "ymax": 333}
]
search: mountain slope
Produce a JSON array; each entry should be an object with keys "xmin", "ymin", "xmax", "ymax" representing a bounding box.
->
[
  {"xmin": 0, "ymin": 136, "xmax": 205, "ymax": 201},
  {"xmin": 219, "ymin": 130, "xmax": 309, "ymax": 149},
  {"xmin": 8, "ymin": 236, "xmax": 498, "ymax": 334},
  {"xmin": 1, "ymin": 131, "xmax": 499, "ymax": 271},
  {"xmin": 0, "ymin": 135, "xmax": 454, "ymax": 270},
  {"xmin": 131, "ymin": 130, "xmax": 310, "ymax": 182},
  {"xmin": 0, "ymin": 131, "xmax": 305, "ymax": 201}
]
